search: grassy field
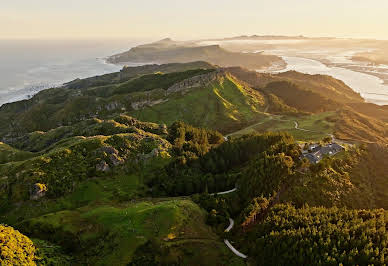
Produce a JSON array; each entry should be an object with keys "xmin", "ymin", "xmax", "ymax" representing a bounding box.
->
[{"xmin": 228, "ymin": 112, "xmax": 336, "ymax": 141}]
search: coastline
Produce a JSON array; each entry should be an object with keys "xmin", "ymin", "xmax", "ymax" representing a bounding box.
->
[
  {"xmin": 265, "ymin": 55, "xmax": 388, "ymax": 106},
  {"xmin": 0, "ymin": 57, "xmax": 122, "ymax": 107},
  {"xmin": 314, "ymin": 58, "xmax": 388, "ymax": 86}
]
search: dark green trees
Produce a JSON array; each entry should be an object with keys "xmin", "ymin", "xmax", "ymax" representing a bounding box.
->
[
  {"xmin": 239, "ymin": 152, "xmax": 294, "ymax": 201},
  {"xmin": 240, "ymin": 204, "xmax": 388, "ymax": 266}
]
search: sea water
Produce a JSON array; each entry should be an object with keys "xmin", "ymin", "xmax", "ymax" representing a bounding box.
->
[{"xmin": 0, "ymin": 39, "xmax": 143, "ymax": 106}]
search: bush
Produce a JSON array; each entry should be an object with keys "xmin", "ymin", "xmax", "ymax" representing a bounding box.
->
[{"xmin": 0, "ymin": 224, "xmax": 36, "ymax": 265}]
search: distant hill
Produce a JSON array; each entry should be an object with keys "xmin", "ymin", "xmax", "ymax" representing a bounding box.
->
[{"xmin": 107, "ymin": 38, "xmax": 284, "ymax": 70}]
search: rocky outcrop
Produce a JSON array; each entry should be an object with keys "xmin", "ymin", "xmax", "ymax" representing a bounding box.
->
[
  {"xmin": 166, "ymin": 70, "xmax": 225, "ymax": 95},
  {"xmin": 30, "ymin": 183, "xmax": 47, "ymax": 200},
  {"xmin": 96, "ymin": 146, "xmax": 125, "ymax": 172},
  {"xmin": 131, "ymin": 99, "xmax": 168, "ymax": 110},
  {"xmin": 96, "ymin": 160, "xmax": 110, "ymax": 172}
]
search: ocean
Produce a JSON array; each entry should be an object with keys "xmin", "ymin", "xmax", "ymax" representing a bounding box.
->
[{"xmin": 0, "ymin": 39, "xmax": 143, "ymax": 106}]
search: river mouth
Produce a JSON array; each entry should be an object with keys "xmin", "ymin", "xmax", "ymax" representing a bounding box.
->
[
  {"xmin": 273, "ymin": 56, "xmax": 388, "ymax": 105},
  {"xmin": 253, "ymin": 53, "xmax": 388, "ymax": 106}
]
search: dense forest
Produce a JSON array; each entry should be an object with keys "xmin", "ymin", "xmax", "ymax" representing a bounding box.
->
[{"xmin": 236, "ymin": 204, "xmax": 388, "ymax": 266}]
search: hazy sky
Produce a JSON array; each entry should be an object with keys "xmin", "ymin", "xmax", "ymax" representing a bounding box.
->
[{"xmin": 2, "ymin": 0, "xmax": 388, "ymax": 40}]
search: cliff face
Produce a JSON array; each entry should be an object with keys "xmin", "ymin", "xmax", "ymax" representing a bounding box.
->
[{"xmin": 166, "ymin": 70, "xmax": 225, "ymax": 95}]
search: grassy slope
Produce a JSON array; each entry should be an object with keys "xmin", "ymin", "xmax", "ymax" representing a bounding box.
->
[
  {"xmin": 0, "ymin": 142, "xmax": 35, "ymax": 164},
  {"xmin": 275, "ymin": 71, "xmax": 364, "ymax": 103},
  {"xmin": 264, "ymin": 81, "xmax": 338, "ymax": 113},
  {"xmin": 20, "ymin": 199, "xmax": 241, "ymax": 265},
  {"xmin": 229, "ymin": 112, "xmax": 335, "ymax": 141},
  {"xmin": 0, "ymin": 67, "xmax": 214, "ymax": 137},
  {"xmin": 131, "ymin": 74, "xmax": 266, "ymax": 133},
  {"xmin": 332, "ymin": 108, "xmax": 388, "ymax": 143},
  {"xmin": 348, "ymin": 102, "xmax": 388, "ymax": 122},
  {"xmin": 227, "ymin": 67, "xmax": 364, "ymax": 104}
]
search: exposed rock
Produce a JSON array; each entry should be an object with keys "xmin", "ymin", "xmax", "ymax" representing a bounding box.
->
[
  {"xmin": 166, "ymin": 70, "xmax": 225, "ymax": 95},
  {"xmin": 110, "ymin": 153, "xmax": 124, "ymax": 166},
  {"xmin": 100, "ymin": 146, "xmax": 119, "ymax": 155},
  {"xmin": 131, "ymin": 99, "xmax": 168, "ymax": 110},
  {"xmin": 140, "ymin": 148, "xmax": 160, "ymax": 161},
  {"xmin": 105, "ymin": 102, "xmax": 121, "ymax": 111},
  {"xmin": 96, "ymin": 160, "xmax": 110, "ymax": 172},
  {"xmin": 30, "ymin": 183, "xmax": 47, "ymax": 200}
]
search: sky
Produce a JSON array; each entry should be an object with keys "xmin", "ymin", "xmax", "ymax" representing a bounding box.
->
[{"xmin": 1, "ymin": 0, "xmax": 388, "ymax": 40}]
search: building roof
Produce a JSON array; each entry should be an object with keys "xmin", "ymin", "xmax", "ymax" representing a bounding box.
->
[{"xmin": 304, "ymin": 143, "xmax": 344, "ymax": 164}]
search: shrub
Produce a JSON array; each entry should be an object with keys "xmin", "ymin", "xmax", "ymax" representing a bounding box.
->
[{"xmin": 0, "ymin": 224, "xmax": 36, "ymax": 265}]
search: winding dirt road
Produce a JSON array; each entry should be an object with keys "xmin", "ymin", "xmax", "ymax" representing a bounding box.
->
[
  {"xmin": 210, "ymin": 188, "xmax": 247, "ymax": 259},
  {"xmin": 224, "ymin": 218, "xmax": 248, "ymax": 259}
]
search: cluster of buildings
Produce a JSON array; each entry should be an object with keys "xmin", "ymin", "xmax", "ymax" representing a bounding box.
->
[{"xmin": 301, "ymin": 142, "xmax": 344, "ymax": 164}]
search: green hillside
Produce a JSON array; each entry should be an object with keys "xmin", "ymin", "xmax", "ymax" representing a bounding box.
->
[
  {"xmin": 228, "ymin": 112, "xmax": 336, "ymax": 141},
  {"xmin": 227, "ymin": 67, "xmax": 365, "ymax": 104},
  {"xmin": 131, "ymin": 73, "xmax": 266, "ymax": 133},
  {"xmin": 20, "ymin": 199, "xmax": 238, "ymax": 266},
  {"xmin": 0, "ymin": 142, "xmax": 34, "ymax": 163}
]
